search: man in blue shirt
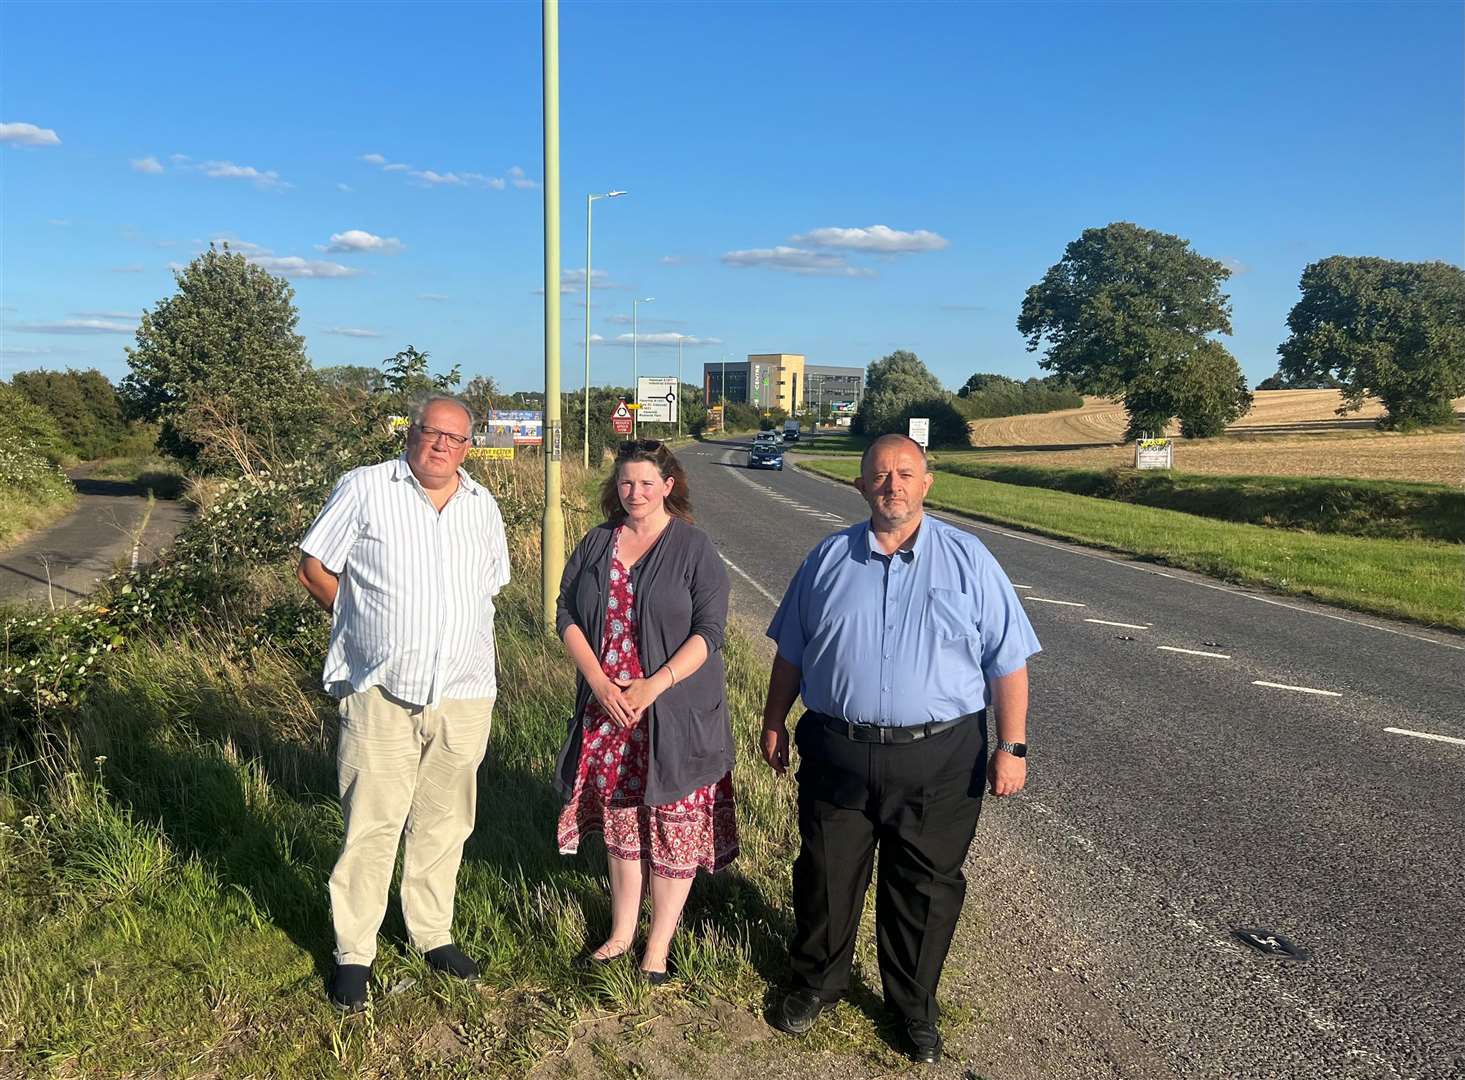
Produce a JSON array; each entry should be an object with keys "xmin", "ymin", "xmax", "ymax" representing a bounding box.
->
[{"xmin": 762, "ymin": 433, "xmax": 1040, "ymax": 1064}]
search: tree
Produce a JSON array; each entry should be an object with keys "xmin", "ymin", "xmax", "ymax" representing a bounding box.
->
[
  {"xmin": 1171, "ymin": 342, "xmax": 1253, "ymax": 438},
  {"xmin": 460, "ymin": 375, "xmax": 501, "ymax": 423},
  {"xmin": 1018, "ymin": 222, "xmax": 1235, "ymax": 439},
  {"xmin": 0, "ymin": 383, "xmax": 70, "ymax": 464},
  {"xmin": 122, "ymin": 245, "xmax": 322, "ymax": 467},
  {"xmin": 381, "ymin": 346, "xmax": 460, "ymax": 415},
  {"xmin": 10, "ymin": 368, "xmax": 128, "ymax": 459},
  {"xmin": 1277, "ymin": 256, "xmax": 1465, "ymax": 428},
  {"xmin": 852, "ymin": 350, "xmax": 944, "ymax": 436}
]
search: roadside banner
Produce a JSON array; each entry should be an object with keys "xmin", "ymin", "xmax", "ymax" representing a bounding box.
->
[
  {"xmin": 1135, "ymin": 437, "xmax": 1173, "ymax": 469},
  {"xmin": 908, "ymin": 417, "xmax": 930, "ymax": 448},
  {"xmin": 612, "ymin": 398, "xmax": 633, "ymax": 435},
  {"xmin": 467, "ymin": 446, "xmax": 515, "ymax": 461},
  {"xmin": 484, "ymin": 409, "xmax": 543, "ymax": 446},
  {"xmin": 637, "ymin": 376, "xmax": 679, "ymax": 424}
]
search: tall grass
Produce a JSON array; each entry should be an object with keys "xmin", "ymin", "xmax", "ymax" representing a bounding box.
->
[
  {"xmin": 0, "ymin": 458, "xmax": 918, "ymax": 1076},
  {"xmin": 802, "ymin": 458, "xmax": 1465, "ymax": 630}
]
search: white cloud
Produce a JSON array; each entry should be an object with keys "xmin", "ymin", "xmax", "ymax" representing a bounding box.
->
[
  {"xmin": 323, "ymin": 327, "xmax": 382, "ymax": 338},
  {"xmin": 208, "ymin": 236, "xmax": 271, "ymax": 255},
  {"xmin": 537, "ymin": 268, "xmax": 615, "ymax": 295},
  {"xmin": 71, "ymin": 310, "xmax": 137, "ymax": 320},
  {"xmin": 792, "ymin": 225, "xmax": 949, "ymax": 254},
  {"xmin": 417, "ymin": 293, "xmax": 450, "ymax": 302},
  {"xmin": 170, "ymin": 153, "xmax": 191, "ymax": 163},
  {"xmin": 131, "ymin": 156, "xmax": 165, "ymax": 174},
  {"xmin": 0, "ymin": 122, "xmax": 61, "ymax": 147},
  {"xmin": 508, "ymin": 165, "xmax": 539, "ymax": 190},
  {"xmin": 248, "ymin": 255, "xmax": 360, "ymax": 279},
  {"xmin": 384, "ymin": 162, "xmax": 411, "ymax": 173},
  {"xmin": 363, "ymin": 152, "xmax": 503, "ymax": 190},
  {"xmin": 411, "ymin": 169, "xmax": 464, "ymax": 186},
  {"xmin": 111, "ymin": 264, "xmax": 146, "ymax": 274},
  {"xmin": 337, "ymin": 182, "xmax": 354, "ymax": 193},
  {"xmin": 721, "ymin": 246, "xmax": 876, "ymax": 278},
  {"xmin": 360, "ymin": 153, "xmax": 387, "ymax": 165},
  {"xmin": 487, "ymin": 176, "xmax": 506, "ymax": 191},
  {"xmin": 603, "ymin": 332, "xmax": 722, "ymax": 348},
  {"xmin": 321, "ymin": 229, "xmax": 404, "ymax": 254},
  {"xmin": 659, "ymin": 255, "xmax": 685, "ymax": 266},
  {"xmin": 11, "ymin": 318, "xmax": 135, "ymax": 335},
  {"xmin": 606, "ymin": 313, "xmax": 684, "ymax": 327},
  {"xmin": 198, "ymin": 160, "xmax": 289, "ymax": 190},
  {"xmin": 1221, "ymin": 257, "xmax": 1251, "ymax": 276}
]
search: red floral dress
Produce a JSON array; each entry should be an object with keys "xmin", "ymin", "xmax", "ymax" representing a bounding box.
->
[{"xmin": 556, "ymin": 528, "xmax": 739, "ymax": 879}]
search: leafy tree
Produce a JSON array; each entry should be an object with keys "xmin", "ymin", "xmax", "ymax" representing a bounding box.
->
[
  {"xmin": 460, "ymin": 375, "xmax": 501, "ymax": 423},
  {"xmin": 1256, "ymin": 371, "xmax": 1342, "ymax": 391},
  {"xmin": 1171, "ymin": 342, "xmax": 1254, "ymax": 438},
  {"xmin": 122, "ymin": 245, "xmax": 322, "ymax": 467},
  {"xmin": 0, "ymin": 383, "xmax": 70, "ymax": 464},
  {"xmin": 10, "ymin": 368, "xmax": 128, "ymax": 459},
  {"xmin": 852, "ymin": 350, "xmax": 944, "ymax": 436},
  {"xmin": 317, "ymin": 365, "xmax": 386, "ymax": 395},
  {"xmin": 1277, "ymin": 256, "xmax": 1465, "ymax": 428},
  {"xmin": 1018, "ymin": 222, "xmax": 1235, "ymax": 439},
  {"xmin": 381, "ymin": 346, "xmax": 460, "ymax": 415}
]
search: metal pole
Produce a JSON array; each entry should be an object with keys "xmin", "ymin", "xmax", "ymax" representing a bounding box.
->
[
  {"xmin": 541, "ymin": 0, "xmax": 564, "ymax": 634},
  {"xmin": 676, "ymin": 335, "xmax": 683, "ymax": 437},
  {"xmin": 583, "ymin": 193, "xmax": 593, "ymax": 468},
  {"xmin": 632, "ymin": 299, "xmax": 639, "ymax": 438}
]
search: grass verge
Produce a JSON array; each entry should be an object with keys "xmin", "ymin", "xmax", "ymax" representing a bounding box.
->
[
  {"xmin": 0, "ymin": 463, "xmax": 922, "ymax": 1077},
  {"xmin": 801, "ymin": 458, "xmax": 1465, "ymax": 630},
  {"xmin": 928, "ymin": 460, "xmax": 1465, "ymax": 543},
  {"xmin": 0, "ymin": 486, "xmax": 75, "ymax": 553},
  {"xmin": 86, "ymin": 454, "xmax": 188, "ymax": 499}
]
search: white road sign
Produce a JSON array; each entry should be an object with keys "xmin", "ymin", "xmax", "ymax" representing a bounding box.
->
[
  {"xmin": 637, "ymin": 376, "xmax": 679, "ymax": 424},
  {"xmin": 908, "ymin": 417, "xmax": 930, "ymax": 448}
]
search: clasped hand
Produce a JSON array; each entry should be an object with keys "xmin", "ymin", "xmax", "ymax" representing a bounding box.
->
[{"xmin": 592, "ymin": 674, "xmax": 662, "ymax": 727}]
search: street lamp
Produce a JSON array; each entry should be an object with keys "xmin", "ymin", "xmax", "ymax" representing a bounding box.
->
[
  {"xmin": 584, "ymin": 189, "xmax": 627, "ymax": 467},
  {"xmin": 632, "ymin": 296, "xmax": 653, "ymax": 436},
  {"xmin": 676, "ymin": 334, "xmax": 684, "ymax": 437}
]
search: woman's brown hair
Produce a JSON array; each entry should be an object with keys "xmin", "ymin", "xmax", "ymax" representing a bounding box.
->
[{"xmin": 598, "ymin": 439, "xmax": 694, "ymax": 524}]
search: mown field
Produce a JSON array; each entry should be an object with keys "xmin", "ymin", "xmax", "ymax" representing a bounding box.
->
[{"xmin": 962, "ymin": 390, "xmax": 1465, "ymax": 486}]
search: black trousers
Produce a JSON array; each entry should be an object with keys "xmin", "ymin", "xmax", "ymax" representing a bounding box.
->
[{"xmin": 788, "ymin": 710, "xmax": 987, "ymax": 1024}]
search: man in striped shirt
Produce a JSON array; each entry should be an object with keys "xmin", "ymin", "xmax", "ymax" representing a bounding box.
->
[{"xmin": 297, "ymin": 395, "xmax": 512, "ymax": 1012}]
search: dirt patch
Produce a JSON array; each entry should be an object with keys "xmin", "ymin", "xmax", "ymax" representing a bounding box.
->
[{"xmin": 961, "ymin": 392, "xmax": 1464, "ymax": 486}]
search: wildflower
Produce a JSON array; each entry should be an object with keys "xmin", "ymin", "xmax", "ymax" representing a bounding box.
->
[
  {"xmin": 21, "ymin": 815, "xmax": 38, "ymax": 829},
  {"xmin": 94, "ymin": 755, "xmax": 107, "ymax": 765}
]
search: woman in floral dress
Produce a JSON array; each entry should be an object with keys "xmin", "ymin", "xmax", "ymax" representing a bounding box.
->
[{"xmin": 554, "ymin": 440, "xmax": 736, "ymax": 982}]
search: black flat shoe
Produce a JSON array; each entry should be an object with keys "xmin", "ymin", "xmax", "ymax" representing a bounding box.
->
[
  {"xmin": 902, "ymin": 1019, "xmax": 942, "ymax": 1064},
  {"xmin": 639, "ymin": 967, "xmax": 670, "ymax": 986},
  {"xmin": 329, "ymin": 963, "xmax": 371, "ymax": 1012},
  {"xmin": 424, "ymin": 944, "xmax": 479, "ymax": 980},
  {"xmin": 771, "ymin": 989, "xmax": 828, "ymax": 1035},
  {"xmin": 573, "ymin": 942, "xmax": 632, "ymax": 970}
]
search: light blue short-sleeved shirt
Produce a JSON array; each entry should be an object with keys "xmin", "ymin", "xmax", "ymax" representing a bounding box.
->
[
  {"xmin": 300, "ymin": 456, "xmax": 511, "ymax": 707},
  {"xmin": 767, "ymin": 515, "xmax": 1040, "ymax": 726}
]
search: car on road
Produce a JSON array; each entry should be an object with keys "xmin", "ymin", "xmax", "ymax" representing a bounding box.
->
[{"xmin": 748, "ymin": 440, "xmax": 784, "ymax": 470}]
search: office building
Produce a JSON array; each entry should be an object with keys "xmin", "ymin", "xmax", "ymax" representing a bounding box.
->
[{"xmin": 703, "ymin": 355, "xmax": 864, "ymax": 413}]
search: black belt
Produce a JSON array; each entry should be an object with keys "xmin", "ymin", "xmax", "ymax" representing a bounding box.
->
[{"xmin": 812, "ymin": 710, "xmax": 983, "ymax": 745}]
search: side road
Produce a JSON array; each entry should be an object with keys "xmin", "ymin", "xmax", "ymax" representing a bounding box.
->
[{"xmin": 0, "ymin": 469, "xmax": 192, "ymax": 606}]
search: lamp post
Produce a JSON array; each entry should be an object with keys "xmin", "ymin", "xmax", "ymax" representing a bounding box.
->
[
  {"xmin": 676, "ymin": 334, "xmax": 684, "ymax": 437},
  {"xmin": 584, "ymin": 189, "xmax": 627, "ymax": 467},
  {"xmin": 541, "ymin": 0, "xmax": 563, "ymax": 633},
  {"xmin": 632, "ymin": 296, "xmax": 653, "ymax": 437}
]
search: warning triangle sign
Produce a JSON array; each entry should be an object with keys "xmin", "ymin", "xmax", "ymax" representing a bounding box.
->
[{"xmin": 612, "ymin": 401, "xmax": 631, "ymax": 419}]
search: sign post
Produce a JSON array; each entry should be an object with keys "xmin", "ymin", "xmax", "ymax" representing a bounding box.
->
[
  {"xmin": 908, "ymin": 417, "xmax": 930, "ymax": 449},
  {"xmin": 1134, "ymin": 437, "xmax": 1173, "ymax": 470}
]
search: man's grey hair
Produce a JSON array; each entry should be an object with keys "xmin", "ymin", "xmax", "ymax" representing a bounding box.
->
[{"xmin": 410, "ymin": 394, "xmax": 476, "ymax": 431}]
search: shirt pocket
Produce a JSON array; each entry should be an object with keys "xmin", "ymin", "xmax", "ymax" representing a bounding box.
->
[{"xmin": 925, "ymin": 587, "xmax": 978, "ymax": 643}]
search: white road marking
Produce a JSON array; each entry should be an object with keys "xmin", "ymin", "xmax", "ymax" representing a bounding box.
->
[
  {"xmin": 1384, "ymin": 727, "xmax": 1465, "ymax": 747},
  {"xmin": 719, "ymin": 554, "xmax": 780, "ymax": 606},
  {"xmin": 1011, "ymin": 584, "xmax": 1032, "ymax": 590},
  {"xmin": 1024, "ymin": 597, "xmax": 1086, "ymax": 607},
  {"xmin": 1085, "ymin": 618, "xmax": 1150, "ymax": 630},
  {"xmin": 1157, "ymin": 645, "xmax": 1231, "ymax": 659},
  {"xmin": 1252, "ymin": 680, "xmax": 1341, "ymax": 698}
]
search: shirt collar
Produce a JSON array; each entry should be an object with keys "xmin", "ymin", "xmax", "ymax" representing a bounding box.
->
[
  {"xmin": 861, "ymin": 515, "xmax": 925, "ymax": 563},
  {"xmin": 391, "ymin": 453, "xmax": 481, "ymax": 495}
]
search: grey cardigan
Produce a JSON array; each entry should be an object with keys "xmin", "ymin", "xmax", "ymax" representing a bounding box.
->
[{"xmin": 554, "ymin": 517, "xmax": 733, "ymax": 805}]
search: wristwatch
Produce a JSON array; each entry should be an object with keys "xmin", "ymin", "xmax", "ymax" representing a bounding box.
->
[{"xmin": 996, "ymin": 740, "xmax": 1028, "ymax": 758}]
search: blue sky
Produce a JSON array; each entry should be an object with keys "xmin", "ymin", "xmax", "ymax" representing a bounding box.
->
[{"xmin": 2, "ymin": 0, "xmax": 1461, "ymax": 394}]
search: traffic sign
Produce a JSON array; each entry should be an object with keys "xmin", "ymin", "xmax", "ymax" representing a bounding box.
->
[
  {"xmin": 637, "ymin": 376, "xmax": 679, "ymax": 424},
  {"xmin": 909, "ymin": 417, "xmax": 930, "ymax": 448},
  {"xmin": 612, "ymin": 398, "xmax": 633, "ymax": 434}
]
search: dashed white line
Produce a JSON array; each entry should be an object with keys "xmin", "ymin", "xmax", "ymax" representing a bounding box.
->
[
  {"xmin": 1011, "ymin": 584, "xmax": 1033, "ymax": 590},
  {"xmin": 1383, "ymin": 727, "xmax": 1465, "ymax": 747},
  {"xmin": 1157, "ymin": 645, "xmax": 1231, "ymax": 659},
  {"xmin": 1024, "ymin": 597, "xmax": 1086, "ymax": 607},
  {"xmin": 719, "ymin": 554, "xmax": 780, "ymax": 606},
  {"xmin": 1085, "ymin": 618, "xmax": 1150, "ymax": 630},
  {"xmin": 1252, "ymin": 680, "xmax": 1341, "ymax": 698}
]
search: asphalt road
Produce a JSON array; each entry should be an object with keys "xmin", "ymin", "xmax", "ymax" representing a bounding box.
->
[
  {"xmin": 683, "ymin": 432, "xmax": 1464, "ymax": 1080},
  {"xmin": 0, "ymin": 472, "xmax": 191, "ymax": 605}
]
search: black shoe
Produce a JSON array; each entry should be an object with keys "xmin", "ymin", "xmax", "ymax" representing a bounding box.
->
[
  {"xmin": 902, "ymin": 1019, "xmax": 942, "ymax": 1064},
  {"xmin": 573, "ymin": 941, "xmax": 633, "ymax": 970},
  {"xmin": 424, "ymin": 944, "xmax": 479, "ymax": 980},
  {"xmin": 329, "ymin": 963, "xmax": 370, "ymax": 1012},
  {"xmin": 771, "ymin": 989, "xmax": 829, "ymax": 1035},
  {"xmin": 639, "ymin": 967, "xmax": 670, "ymax": 986}
]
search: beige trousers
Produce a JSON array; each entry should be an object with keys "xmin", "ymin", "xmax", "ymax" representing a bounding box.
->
[{"xmin": 329, "ymin": 685, "xmax": 494, "ymax": 966}]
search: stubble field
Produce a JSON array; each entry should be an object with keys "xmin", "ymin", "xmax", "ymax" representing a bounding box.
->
[{"xmin": 961, "ymin": 390, "xmax": 1465, "ymax": 486}]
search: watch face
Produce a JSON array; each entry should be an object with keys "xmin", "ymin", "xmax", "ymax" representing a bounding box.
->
[{"xmin": 1000, "ymin": 741, "xmax": 1028, "ymax": 758}]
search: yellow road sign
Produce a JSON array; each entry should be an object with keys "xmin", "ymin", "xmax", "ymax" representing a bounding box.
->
[{"xmin": 468, "ymin": 446, "xmax": 515, "ymax": 461}]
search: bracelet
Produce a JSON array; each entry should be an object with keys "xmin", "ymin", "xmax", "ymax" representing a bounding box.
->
[{"xmin": 663, "ymin": 662, "xmax": 678, "ymax": 686}]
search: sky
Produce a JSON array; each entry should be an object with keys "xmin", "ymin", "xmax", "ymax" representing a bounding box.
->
[{"xmin": 2, "ymin": 0, "xmax": 1461, "ymax": 395}]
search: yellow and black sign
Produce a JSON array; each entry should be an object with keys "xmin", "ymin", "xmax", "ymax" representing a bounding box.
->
[{"xmin": 468, "ymin": 446, "xmax": 515, "ymax": 461}]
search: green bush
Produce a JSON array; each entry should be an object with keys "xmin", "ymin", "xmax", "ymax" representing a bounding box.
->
[
  {"xmin": 0, "ymin": 384, "xmax": 71, "ymax": 466},
  {"xmin": 954, "ymin": 374, "xmax": 1084, "ymax": 419}
]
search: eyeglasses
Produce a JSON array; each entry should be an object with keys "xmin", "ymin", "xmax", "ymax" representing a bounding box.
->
[
  {"xmin": 616, "ymin": 439, "xmax": 663, "ymax": 457},
  {"xmin": 413, "ymin": 423, "xmax": 470, "ymax": 447}
]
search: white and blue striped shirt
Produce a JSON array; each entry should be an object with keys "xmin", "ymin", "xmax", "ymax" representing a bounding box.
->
[{"xmin": 300, "ymin": 455, "xmax": 512, "ymax": 706}]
